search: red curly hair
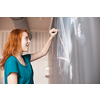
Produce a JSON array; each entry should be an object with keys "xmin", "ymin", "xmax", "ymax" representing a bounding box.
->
[{"xmin": 0, "ymin": 28, "xmax": 29, "ymax": 70}]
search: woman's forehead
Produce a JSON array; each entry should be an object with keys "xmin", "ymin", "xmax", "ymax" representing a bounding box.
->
[{"xmin": 22, "ymin": 32, "xmax": 28, "ymax": 37}]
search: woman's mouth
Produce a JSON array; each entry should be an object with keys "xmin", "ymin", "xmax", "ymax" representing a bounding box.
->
[{"xmin": 26, "ymin": 44, "xmax": 29, "ymax": 48}]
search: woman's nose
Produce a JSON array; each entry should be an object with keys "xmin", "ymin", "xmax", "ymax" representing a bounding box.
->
[{"xmin": 28, "ymin": 39, "xmax": 31, "ymax": 43}]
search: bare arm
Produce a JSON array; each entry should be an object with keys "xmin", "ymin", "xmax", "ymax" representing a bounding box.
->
[
  {"xmin": 7, "ymin": 73, "xmax": 18, "ymax": 84},
  {"xmin": 30, "ymin": 36, "xmax": 53, "ymax": 62},
  {"xmin": 30, "ymin": 28, "xmax": 58, "ymax": 62}
]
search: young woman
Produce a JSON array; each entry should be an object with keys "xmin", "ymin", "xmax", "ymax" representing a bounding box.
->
[{"xmin": 0, "ymin": 28, "xmax": 58, "ymax": 84}]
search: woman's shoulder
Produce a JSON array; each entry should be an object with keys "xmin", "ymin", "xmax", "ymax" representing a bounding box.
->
[{"xmin": 5, "ymin": 55, "xmax": 17, "ymax": 64}]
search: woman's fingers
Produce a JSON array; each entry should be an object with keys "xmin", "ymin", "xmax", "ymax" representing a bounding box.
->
[
  {"xmin": 50, "ymin": 28, "xmax": 58, "ymax": 34},
  {"xmin": 49, "ymin": 28, "xmax": 58, "ymax": 38}
]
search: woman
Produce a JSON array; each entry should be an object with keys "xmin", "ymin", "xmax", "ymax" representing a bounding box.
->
[{"xmin": 0, "ymin": 28, "xmax": 58, "ymax": 84}]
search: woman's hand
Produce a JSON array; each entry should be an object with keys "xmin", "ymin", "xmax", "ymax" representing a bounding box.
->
[{"xmin": 49, "ymin": 28, "xmax": 58, "ymax": 38}]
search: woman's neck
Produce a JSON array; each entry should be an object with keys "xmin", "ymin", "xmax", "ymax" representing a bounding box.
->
[{"xmin": 15, "ymin": 52, "xmax": 23, "ymax": 59}]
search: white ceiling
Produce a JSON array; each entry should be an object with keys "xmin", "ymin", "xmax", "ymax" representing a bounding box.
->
[{"xmin": 0, "ymin": 17, "xmax": 52, "ymax": 31}]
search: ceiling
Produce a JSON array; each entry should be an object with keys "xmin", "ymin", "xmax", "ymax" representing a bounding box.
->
[{"xmin": 0, "ymin": 17, "xmax": 52, "ymax": 31}]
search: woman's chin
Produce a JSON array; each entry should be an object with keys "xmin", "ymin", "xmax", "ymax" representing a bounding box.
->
[{"xmin": 22, "ymin": 48, "xmax": 29, "ymax": 52}]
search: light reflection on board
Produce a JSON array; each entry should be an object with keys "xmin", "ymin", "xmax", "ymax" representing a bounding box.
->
[
  {"xmin": 57, "ymin": 17, "xmax": 72, "ymax": 81},
  {"xmin": 57, "ymin": 17, "xmax": 70, "ymax": 62}
]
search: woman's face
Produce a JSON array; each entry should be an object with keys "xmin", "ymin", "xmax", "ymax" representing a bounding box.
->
[{"xmin": 21, "ymin": 32, "xmax": 31, "ymax": 52}]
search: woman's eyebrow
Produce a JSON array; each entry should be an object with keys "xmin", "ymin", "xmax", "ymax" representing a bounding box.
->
[{"xmin": 25, "ymin": 35, "xmax": 28, "ymax": 37}]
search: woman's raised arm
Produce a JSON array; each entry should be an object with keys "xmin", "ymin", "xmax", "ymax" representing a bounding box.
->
[{"xmin": 30, "ymin": 28, "xmax": 58, "ymax": 62}]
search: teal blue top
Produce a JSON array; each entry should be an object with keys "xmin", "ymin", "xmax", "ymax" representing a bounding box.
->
[{"xmin": 4, "ymin": 54, "xmax": 34, "ymax": 84}]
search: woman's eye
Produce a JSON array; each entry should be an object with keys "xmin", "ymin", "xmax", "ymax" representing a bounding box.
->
[{"xmin": 26, "ymin": 37, "xmax": 28, "ymax": 39}]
